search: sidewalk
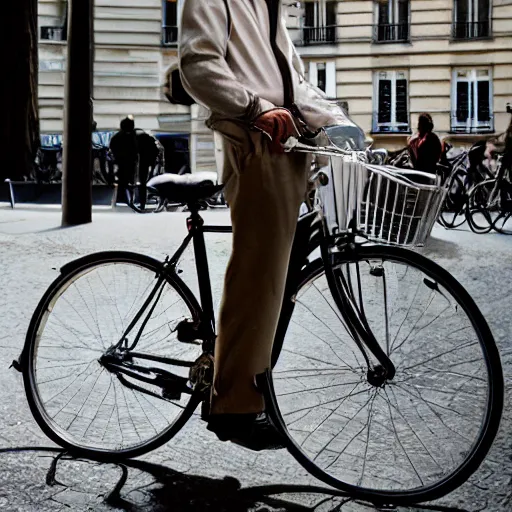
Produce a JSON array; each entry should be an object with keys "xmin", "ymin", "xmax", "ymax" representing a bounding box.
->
[{"xmin": 0, "ymin": 208, "xmax": 510, "ymax": 511}]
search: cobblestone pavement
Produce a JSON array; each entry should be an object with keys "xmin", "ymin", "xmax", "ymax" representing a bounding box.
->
[{"xmin": 0, "ymin": 206, "xmax": 510, "ymax": 511}]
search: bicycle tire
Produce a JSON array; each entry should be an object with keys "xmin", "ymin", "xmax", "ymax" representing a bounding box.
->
[
  {"xmin": 269, "ymin": 245, "xmax": 503, "ymax": 505},
  {"xmin": 22, "ymin": 251, "xmax": 203, "ymax": 460},
  {"xmin": 439, "ymin": 172, "xmax": 467, "ymax": 229},
  {"xmin": 466, "ymin": 181, "xmax": 495, "ymax": 234},
  {"xmin": 493, "ymin": 211, "xmax": 512, "ymax": 235}
]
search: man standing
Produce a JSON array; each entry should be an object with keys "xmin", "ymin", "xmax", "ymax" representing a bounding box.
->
[
  {"xmin": 135, "ymin": 129, "xmax": 161, "ymax": 210},
  {"xmin": 180, "ymin": 0, "xmax": 311, "ymax": 449},
  {"xmin": 109, "ymin": 116, "xmax": 138, "ymax": 205}
]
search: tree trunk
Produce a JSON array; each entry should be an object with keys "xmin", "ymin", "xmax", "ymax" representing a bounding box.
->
[
  {"xmin": 61, "ymin": 0, "xmax": 93, "ymax": 226},
  {"xmin": 0, "ymin": 0, "xmax": 39, "ymax": 182}
]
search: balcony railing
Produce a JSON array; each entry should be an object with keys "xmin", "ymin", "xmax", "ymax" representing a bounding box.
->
[
  {"xmin": 372, "ymin": 113, "xmax": 410, "ymax": 133},
  {"xmin": 162, "ymin": 26, "xmax": 178, "ymax": 46},
  {"xmin": 451, "ymin": 112, "xmax": 494, "ymax": 134},
  {"xmin": 299, "ymin": 25, "xmax": 338, "ymax": 46},
  {"xmin": 374, "ymin": 23, "xmax": 410, "ymax": 43},
  {"xmin": 452, "ymin": 20, "xmax": 491, "ymax": 40},
  {"xmin": 40, "ymin": 26, "xmax": 66, "ymax": 42}
]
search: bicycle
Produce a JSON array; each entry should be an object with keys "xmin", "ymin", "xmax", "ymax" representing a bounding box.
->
[
  {"xmin": 467, "ymin": 154, "xmax": 512, "ymax": 234},
  {"xmin": 15, "ymin": 127, "xmax": 503, "ymax": 506},
  {"xmin": 466, "ymin": 105, "xmax": 512, "ymax": 235},
  {"xmin": 437, "ymin": 150, "xmax": 470, "ymax": 229}
]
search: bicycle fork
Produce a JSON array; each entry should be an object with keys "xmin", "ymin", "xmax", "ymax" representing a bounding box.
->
[{"xmin": 321, "ymin": 242, "xmax": 396, "ymax": 386}]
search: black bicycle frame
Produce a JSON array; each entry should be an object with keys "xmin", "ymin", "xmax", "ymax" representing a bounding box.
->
[{"xmin": 114, "ymin": 204, "xmax": 395, "ymax": 388}]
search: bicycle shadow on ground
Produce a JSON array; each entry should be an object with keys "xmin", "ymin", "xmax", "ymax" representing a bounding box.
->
[
  {"xmin": 418, "ymin": 235, "xmax": 461, "ymax": 261},
  {"xmin": 0, "ymin": 447, "xmax": 471, "ymax": 512}
]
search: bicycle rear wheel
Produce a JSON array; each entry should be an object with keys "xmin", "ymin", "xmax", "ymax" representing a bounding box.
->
[
  {"xmin": 493, "ymin": 211, "xmax": 512, "ymax": 234},
  {"xmin": 492, "ymin": 181, "xmax": 512, "ymax": 234},
  {"xmin": 466, "ymin": 181, "xmax": 496, "ymax": 234},
  {"xmin": 22, "ymin": 252, "xmax": 203, "ymax": 460},
  {"xmin": 270, "ymin": 245, "xmax": 503, "ymax": 504},
  {"xmin": 439, "ymin": 170, "xmax": 467, "ymax": 229}
]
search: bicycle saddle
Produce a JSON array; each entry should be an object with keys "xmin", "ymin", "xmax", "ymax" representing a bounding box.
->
[{"xmin": 147, "ymin": 171, "xmax": 223, "ymax": 203}]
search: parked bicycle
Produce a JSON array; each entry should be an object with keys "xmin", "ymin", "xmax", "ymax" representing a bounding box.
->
[
  {"xmin": 15, "ymin": 127, "xmax": 503, "ymax": 507},
  {"xmin": 437, "ymin": 105, "xmax": 512, "ymax": 234}
]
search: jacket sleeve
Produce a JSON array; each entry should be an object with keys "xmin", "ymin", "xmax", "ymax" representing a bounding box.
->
[{"xmin": 179, "ymin": 0, "xmax": 271, "ymax": 120}]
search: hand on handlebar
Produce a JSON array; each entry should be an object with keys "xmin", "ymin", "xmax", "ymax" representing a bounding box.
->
[{"xmin": 252, "ymin": 108, "xmax": 303, "ymax": 153}]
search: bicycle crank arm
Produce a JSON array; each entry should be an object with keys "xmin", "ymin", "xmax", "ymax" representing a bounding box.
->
[
  {"xmin": 101, "ymin": 360, "xmax": 192, "ymax": 399},
  {"xmin": 116, "ymin": 373, "xmax": 196, "ymax": 404}
]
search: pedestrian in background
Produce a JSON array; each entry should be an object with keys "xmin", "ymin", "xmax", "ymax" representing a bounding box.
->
[
  {"xmin": 408, "ymin": 113, "xmax": 443, "ymax": 175},
  {"xmin": 135, "ymin": 129, "xmax": 161, "ymax": 210},
  {"xmin": 109, "ymin": 116, "xmax": 138, "ymax": 205}
]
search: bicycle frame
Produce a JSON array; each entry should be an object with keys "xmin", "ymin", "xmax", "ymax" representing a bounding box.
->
[{"xmin": 92, "ymin": 202, "xmax": 397, "ymax": 411}]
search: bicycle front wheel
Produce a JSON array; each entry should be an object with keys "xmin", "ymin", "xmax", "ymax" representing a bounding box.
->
[
  {"xmin": 23, "ymin": 252, "xmax": 203, "ymax": 459},
  {"xmin": 270, "ymin": 245, "xmax": 503, "ymax": 504}
]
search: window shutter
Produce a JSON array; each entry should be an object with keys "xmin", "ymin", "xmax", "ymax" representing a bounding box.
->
[
  {"xmin": 477, "ymin": 0, "xmax": 490, "ymax": 22},
  {"xmin": 308, "ymin": 62, "xmax": 318, "ymax": 87},
  {"xmin": 378, "ymin": 79, "xmax": 392, "ymax": 124},
  {"xmin": 456, "ymin": 81, "xmax": 470, "ymax": 123},
  {"xmin": 455, "ymin": 0, "xmax": 469, "ymax": 23},
  {"xmin": 326, "ymin": 61, "xmax": 337, "ymax": 98},
  {"xmin": 395, "ymin": 79, "xmax": 408, "ymax": 124},
  {"xmin": 378, "ymin": 1, "xmax": 390, "ymax": 25},
  {"xmin": 398, "ymin": 0, "xmax": 409, "ymax": 40},
  {"xmin": 305, "ymin": 3, "xmax": 315, "ymax": 26},
  {"xmin": 398, "ymin": 0, "xmax": 409, "ymax": 23},
  {"xmin": 325, "ymin": 0, "xmax": 337, "ymax": 41},
  {"xmin": 165, "ymin": 0, "xmax": 178, "ymax": 26},
  {"xmin": 477, "ymin": 0, "xmax": 490, "ymax": 37},
  {"xmin": 326, "ymin": 1, "xmax": 337, "ymax": 25},
  {"xmin": 477, "ymin": 80, "xmax": 490, "ymax": 122}
]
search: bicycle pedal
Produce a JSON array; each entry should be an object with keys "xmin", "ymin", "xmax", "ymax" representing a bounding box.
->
[
  {"xmin": 190, "ymin": 353, "xmax": 214, "ymax": 394},
  {"xmin": 176, "ymin": 319, "xmax": 203, "ymax": 344}
]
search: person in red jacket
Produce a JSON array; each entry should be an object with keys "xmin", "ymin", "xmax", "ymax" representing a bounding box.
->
[{"xmin": 408, "ymin": 113, "xmax": 443, "ymax": 175}]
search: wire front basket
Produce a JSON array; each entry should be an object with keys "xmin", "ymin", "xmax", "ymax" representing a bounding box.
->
[{"xmin": 317, "ymin": 156, "xmax": 447, "ymax": 247}]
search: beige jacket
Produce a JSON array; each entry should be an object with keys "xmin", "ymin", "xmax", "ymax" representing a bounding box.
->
[
  {"xmin": 179, "ymin": 0, "xmax": 365, "ymax": 149},
  {"xmin": 179, "ymin": 0, "xmax": 301, "ymax": 121}
]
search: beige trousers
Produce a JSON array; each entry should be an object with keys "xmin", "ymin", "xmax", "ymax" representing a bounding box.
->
[{"xmin": 210, "ymin": 121, "xmax": 309, "ymax": 414}]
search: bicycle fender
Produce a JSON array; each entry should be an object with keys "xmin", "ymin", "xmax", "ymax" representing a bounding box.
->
[{"xmin": 60, "ymin": 251, "xmax": 165, "ymax": 276}]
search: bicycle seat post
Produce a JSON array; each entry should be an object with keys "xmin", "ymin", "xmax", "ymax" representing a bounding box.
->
[
  {"xmin": 186, "ymin": 202, "xmax": 204, "ymax": 232},
  {"xmin": 186, "ymin": 201, "xmax": 216, "ymax": 354}
]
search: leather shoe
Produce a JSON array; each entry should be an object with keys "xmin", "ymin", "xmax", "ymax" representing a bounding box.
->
[{"xmin": 207, "ymin": 412, "xmax": 286, "ymax": 451}]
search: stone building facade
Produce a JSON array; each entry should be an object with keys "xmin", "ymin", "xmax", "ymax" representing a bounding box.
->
[{"xmin": 37, "ymin": 0, "xmax": 512, "ymax": 171}]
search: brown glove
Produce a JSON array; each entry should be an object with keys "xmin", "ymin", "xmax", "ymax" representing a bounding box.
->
[{"xmin": 252, "ymin": 108, "xmax": 301, "ymax": 153}]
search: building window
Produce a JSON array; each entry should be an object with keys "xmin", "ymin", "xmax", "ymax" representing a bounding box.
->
[
  {"xmin": 162, "ymin": 0, "xmax": 183, "ymax": 46},
  {"xmin": 374, "ymin": 0, "xmax": 410, "ymax": 43},
  {"xmin": 40, "ymin": 1, "xmax": 68, "ymax": 42},
  {"xmin": 373, "ymin": 71, "xmax": 409, "ymax": 133},
  {"xmin": 302, "ymin": 1, "xmax": 337, "ymax": 45},
  {"xmin": 452, "ymin": 0, "xmax": 491, "ymax": 39},
  {"xmin": 308, "ymin": 62, "xmax": 337, "ymax": 98},
  {"xmin": 452, "ymin": 68, "xmax": 493, "ymax": 133}
]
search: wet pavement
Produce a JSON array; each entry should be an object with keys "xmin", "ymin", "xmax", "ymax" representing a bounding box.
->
[{"xmin": 0, "ymin": 206, "xmax": 510, "ymax": 511}]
